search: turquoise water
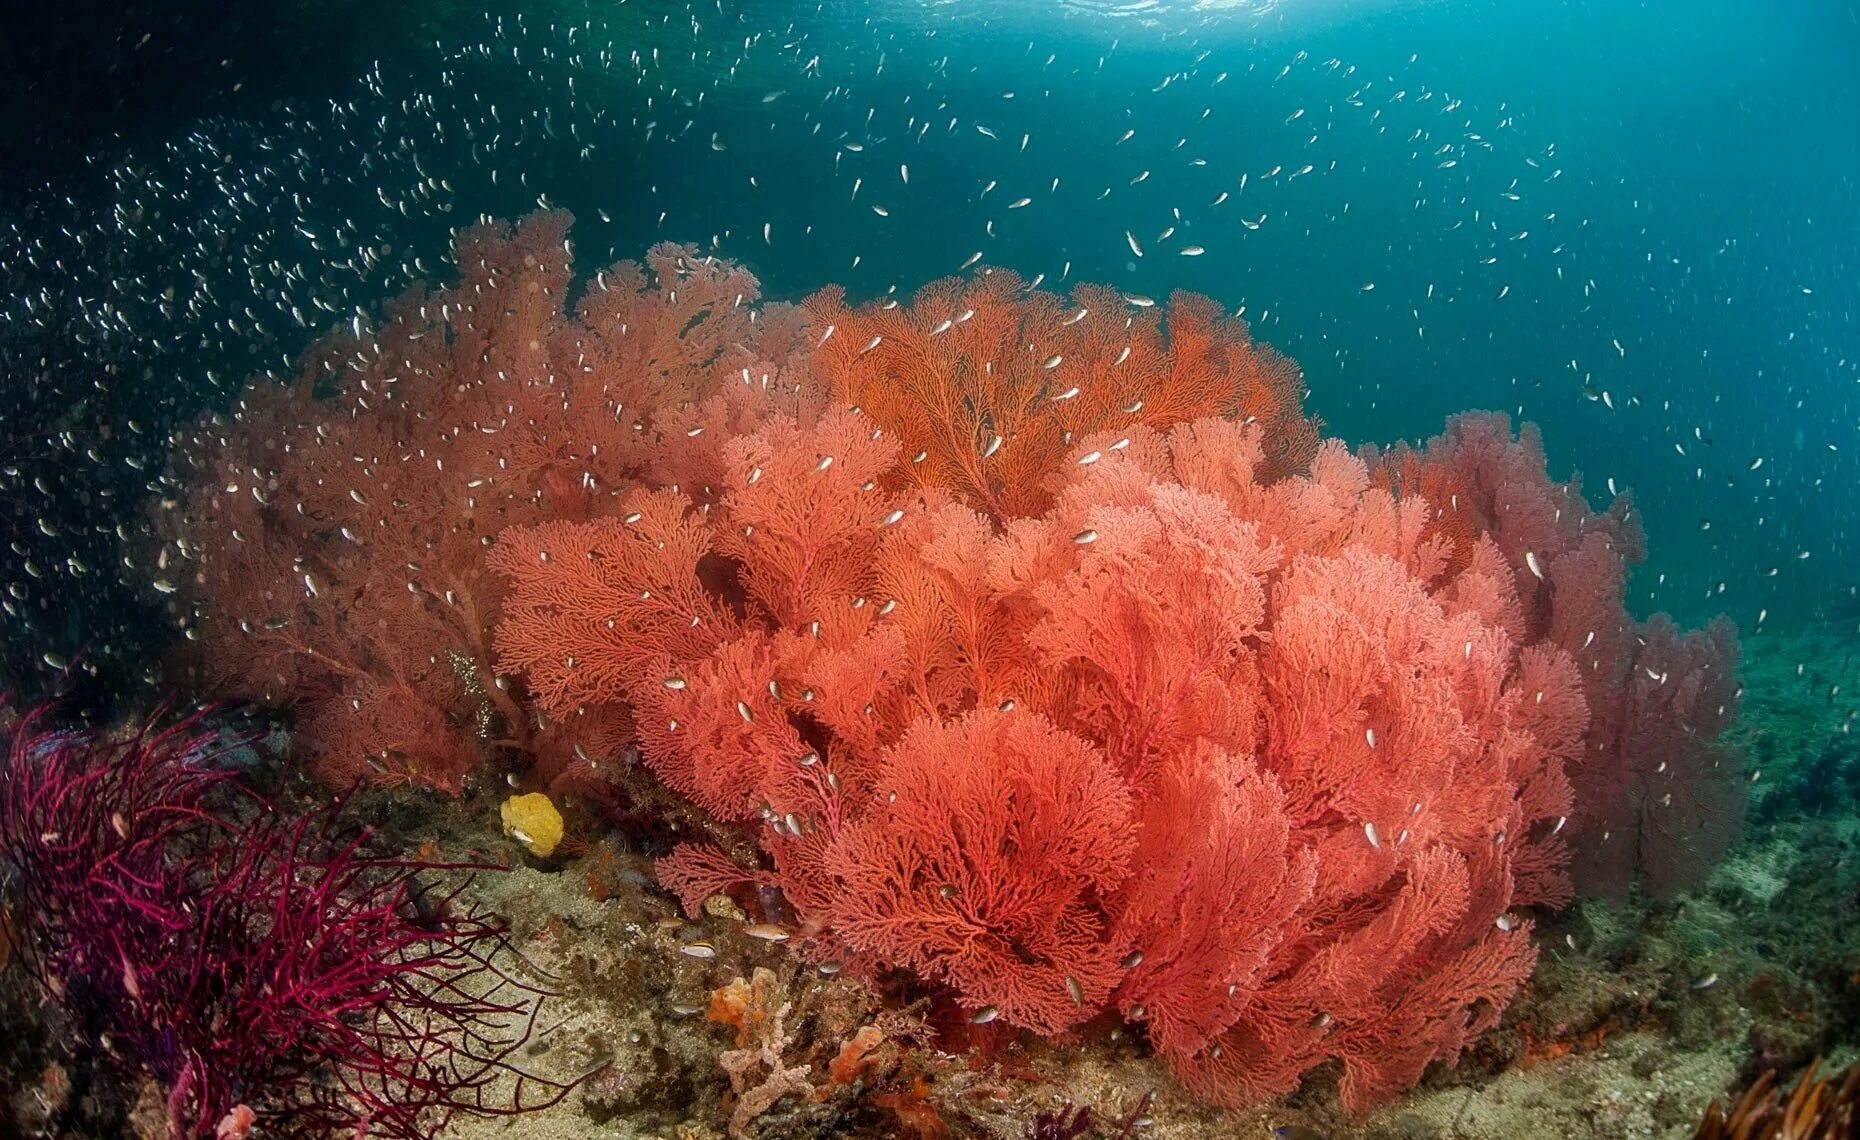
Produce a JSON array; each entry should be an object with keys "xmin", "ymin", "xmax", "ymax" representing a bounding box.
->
[
  {"xmin": 2, "ymin": 0, "xmax": 1855, "ymax": 700},
  {"xmin": 0, "ymin": 4, "xmax": 1856, "ymax": 1135}
]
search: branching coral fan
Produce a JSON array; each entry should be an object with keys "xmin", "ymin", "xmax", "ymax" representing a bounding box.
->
[
  {"xmin": 158, "ymin": 211, "xmax": 1743, "ymax": 1112},
  {"xmin": 1367, "ymin": 414, "xmax": 1745, "ymax": 897},
  {"xmin": 0, "ymin": 705, "xmax": 571, "ymax": 1138},
  {"xmin": 803, "ymin": 272, "xmax": 1318, "ymax": 518},
  {"xmin": 150, "ymin": 210, "xmax": 806, "ymax": 800}
]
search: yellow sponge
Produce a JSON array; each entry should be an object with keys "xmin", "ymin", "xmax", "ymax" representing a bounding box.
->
[{"xmin": 499, "ymin": 792, "xmax": 564, "ymax": 858}]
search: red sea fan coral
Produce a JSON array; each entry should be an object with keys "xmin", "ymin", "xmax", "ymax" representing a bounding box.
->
[
  {"xmin": 485, "ymin": 487, "xmax": 743, "ymax": 716},
  {"xmin": 1011, "ymin": 475, "xmax": 1279, "ymax": 783},
  {"xmin": 491, "ymin": 406, "xmax": 904, "ymax": 822},
  {"xmin": 0, "ymin": 705, "xmax": 572, "ymax": 1138},
  {"xmin": 498, "ymin": 410, "xmax": 1577, "ymax": 1111},
  {"xmin": 1576, "ymin": 614, "xmax": 1745, "ymax": 898},
  {"xmin": 806, "ymin": 708, "xmax": 1135, "ymax": 1035},
  {"xmin": 710, "ymin": 408, "xmax": 902, "ymax": 626},
  {"xmin": 1367, "ymin": 412, "xmax": 1646, "ymax": 595},
  {"xmin": 1015, "ymin": 439, "xmax": 1569, "ymax": 1109},
  {"xmin": 805, "ymin": 273, "xmax": 1318, "ymax": 520},
  {"xmin": 1366, "ymin": 413, "xmax": 1743, "ymax": 898},
  {"xmin": 155, "ymin": 209, "xmax": 1746, "ymax": 1115},
  {"xmin": 1107, "ymin": 744, "xmax": 1318, "ymax": 1071},
  {"xmin": 152, "ymin": 210, "xmax": 788, "ymax": 796}
]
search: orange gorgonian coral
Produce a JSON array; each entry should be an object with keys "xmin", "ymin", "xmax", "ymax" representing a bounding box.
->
[{"xmin": 805, "ymin": 272, "xmax": 1318, "ymax": 520}]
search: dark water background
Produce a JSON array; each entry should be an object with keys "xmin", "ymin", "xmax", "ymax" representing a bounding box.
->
[{"xmin": 1, "ymin": 0, "xmax": 1855, "ymax": 700}]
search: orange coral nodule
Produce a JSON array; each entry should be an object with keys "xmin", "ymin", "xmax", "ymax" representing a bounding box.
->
[
  {"xmin": 871, "ymin": 1077, "xmax": 949, "ymax": 1140},
  {"xmin": 824, "ymin": 1024, "xmax": 886, "ymax": 1089},
  {"xmin": 707, "ymin": 975, "xmax": 752, "ymax": 1045},
  {"xmin": 708, "ymin": 970, "xmax": 779, "ymax": 1048}
]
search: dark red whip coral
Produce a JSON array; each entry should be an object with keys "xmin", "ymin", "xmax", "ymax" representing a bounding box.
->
[{"xmin": 0, "ymin": 705, "xmax": 573, "ymax": 1139}]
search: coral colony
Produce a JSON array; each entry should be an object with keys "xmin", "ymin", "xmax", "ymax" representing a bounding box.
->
[
  {"xmin": 0, "ymin": 706, "xmax": 572, "ymax": 1138},
  {"xmin": 127, "ymin": 211, "xmax": 1740, "ymax": 1115}
]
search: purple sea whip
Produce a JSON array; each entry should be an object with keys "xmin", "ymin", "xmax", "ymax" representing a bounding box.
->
[{"xmin": 0, "ymin": 703, "xmax": 575, "ymax": 1138}]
